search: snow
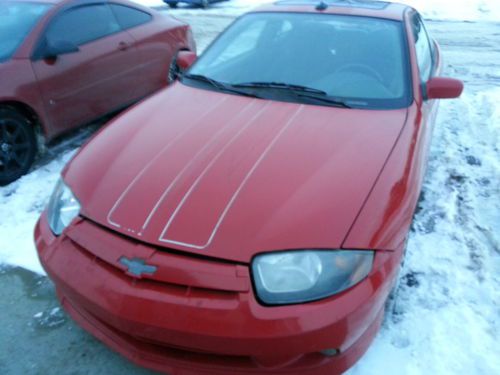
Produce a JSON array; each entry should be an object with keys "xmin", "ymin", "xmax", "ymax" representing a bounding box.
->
[
  {"xmin": 32, "ymin": 306, "xmax": 67, "ymax": 329},
  {"xmin": 133, "ymin": 0, "xmax": 500, "ymax": 22},
  {"xmin": 0, "ymin": 151, "xmax": 74, "ymax": 274},
  {"xmin": 1, "ymin": 1, "xmax": 499, "ymax": 374},
  {"xmin": 400, "ymin": 0, "xmax": 500, "ymax": 21}
]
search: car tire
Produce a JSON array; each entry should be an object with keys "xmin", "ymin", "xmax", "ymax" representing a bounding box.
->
[
  {"xmin": 166, "ymin": 1, "xmax": 178, "ymax": 8},
  {"xmin": 0, "ymin": 106, "xmax": 37, "ymax": 186},
  {"xmin": 168, "ymin": 52, "xmax": 181, "ymax": 84}
]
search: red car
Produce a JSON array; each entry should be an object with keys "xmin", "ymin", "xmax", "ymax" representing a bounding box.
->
[
  {"xmin": 0, "ymin": 0, "xmax": 195, "ymax": 185},
  {"xmin": 35, "ymin": 1, "xmax": 463, "ymax": 374}
]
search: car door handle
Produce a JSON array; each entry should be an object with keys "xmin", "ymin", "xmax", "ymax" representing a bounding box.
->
[{"xmin": 118, "ymin": 41, "xmax": 130, "ymax": 51}]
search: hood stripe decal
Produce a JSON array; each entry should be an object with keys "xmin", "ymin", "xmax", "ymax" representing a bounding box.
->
[
  {"xmin": 158, "ymin": 105, "xmax": 305, "ymax": 249},
  {"xmin": 106, "ymin": 96, "xmax": 228, "ymax": 230},
  {"xmin": 139, "ymin": 99, "xmax": 261, "ymax": 233}
]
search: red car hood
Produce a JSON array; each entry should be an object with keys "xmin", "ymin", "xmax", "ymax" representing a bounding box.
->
[{"xmin": 66, "ymin": 84, "xmax": 408, "ymax": 263}]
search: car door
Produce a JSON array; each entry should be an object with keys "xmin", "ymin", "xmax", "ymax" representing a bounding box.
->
[
  {"xmin": 109, "ymin": 3, "xmax": 169, "ymax": 98},
  {"xmin": 31, "ymin": 2, "xmax": 140, "ymax": 134}
]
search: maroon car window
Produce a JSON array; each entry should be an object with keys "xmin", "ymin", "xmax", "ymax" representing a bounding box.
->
[
  {"xmin": 412, "ymin": 14, "xmax": 433, "ymax": 82},
  {"xmin": 110, "ymin": 4, "xmax": 152, "ymax": 30},
  {"xmin": 0, "ymin": 1, "xmax": 51, "ymax": 62},
  {"xmin": 45, "ymin": 4, "xmax": 121, "ymax": 46}
]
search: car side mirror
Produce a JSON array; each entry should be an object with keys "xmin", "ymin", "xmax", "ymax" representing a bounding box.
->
[
  {"xmin": 44, "ymin": 40, "xmax": 80, "ymax": 60},
  {"xmin": 425, "ymin": 77, "xmax": 464, "ymax": 100},
  {"xmin": 176, "ymin": 50, "xmax": 197, "ymax": 71}
]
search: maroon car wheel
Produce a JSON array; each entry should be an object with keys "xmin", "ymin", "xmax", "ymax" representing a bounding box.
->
[{"xmin": 0, "ymin": 107, "xmax": 37, "ymax": 186}]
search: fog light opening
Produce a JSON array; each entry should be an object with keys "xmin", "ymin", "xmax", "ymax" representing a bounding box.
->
[{"xmin": 321, "ymin": 348, "xmax": 340, "ymax": 357}]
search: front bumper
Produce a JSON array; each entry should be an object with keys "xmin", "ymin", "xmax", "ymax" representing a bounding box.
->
[{"xmin": 35, "ymin": 214, "xmax": 402, "ymax": 375}]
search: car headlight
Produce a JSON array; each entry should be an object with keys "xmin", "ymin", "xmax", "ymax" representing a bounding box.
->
[
  {"xmin": 47, "ymin": 179, "xmax": 81, "ymax": 236},
  {"xmin": 252, "ymin": 250, "xmax": 374, "ymax": 305}
]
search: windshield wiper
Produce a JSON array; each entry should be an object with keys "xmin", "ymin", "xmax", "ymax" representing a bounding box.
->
[
  {"xmin": 183, "ymin": 74, "xmax": 261, "ymax": 98},
  {"xmin": 295, "ymin": 93, "xmax": 352, "ymax": 108},
  {"xmin": 185, "ymin": 77, "xmax": 350, "ymax": 108},
  {"xmin": 234, "ymin": 81, "xmax": 351, "ymax": 108},
  {"xmin": 233, "ymin": 81, "xmax": 327, "ymax": 95}
]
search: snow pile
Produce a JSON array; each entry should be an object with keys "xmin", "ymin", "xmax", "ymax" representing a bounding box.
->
[
  {"xmin": 133, "ymin": 0, "xmax": 500, "ymax": 22},
  {"xmin": 0, "ymin": 151, "xmax": 75, "ymax": 273}
]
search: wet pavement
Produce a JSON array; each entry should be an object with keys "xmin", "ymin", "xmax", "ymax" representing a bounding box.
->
[{"xmin": 0, "ymin": 266, "xmax": 156, "ymax": 375}]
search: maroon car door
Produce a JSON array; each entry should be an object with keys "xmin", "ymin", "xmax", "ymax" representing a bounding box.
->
[
  {"xmin": 31, "ymin": 3, "xmax": 140, "ymax": 133},
  {"xmin": 110, "ymin": 3, "xmax": 176, "ymax": 98}
]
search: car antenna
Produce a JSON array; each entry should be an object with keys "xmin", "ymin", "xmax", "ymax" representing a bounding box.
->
[{"xmin": 316, "ymin": 1, "xmax": 328, "ymax": 11}]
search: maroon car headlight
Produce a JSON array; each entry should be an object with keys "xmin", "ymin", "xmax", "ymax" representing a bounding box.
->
[
  {"xmin": 252, "ymin": 250, "xmax": 374, "ymax": 305},
  {"xmin": 47, "ymin": 179, "xmax": 81, "ymax": 236}
]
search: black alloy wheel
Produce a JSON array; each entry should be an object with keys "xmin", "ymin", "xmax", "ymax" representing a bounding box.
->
[{"xmin": 0, "ymin": 107, "xmax": 37, "ymax": 186}]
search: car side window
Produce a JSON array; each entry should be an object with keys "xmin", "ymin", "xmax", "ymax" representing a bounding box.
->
[
  {"xmin": 412, "ymin": 14, "xmax": 433, "ymax": 82},
  {"xmin": 46, "ymin": 4, "xmax": 121, "ymax": 46},
  {"xmin": 110, "ymin": 4, "xmax": 152, "ymax": 30}
]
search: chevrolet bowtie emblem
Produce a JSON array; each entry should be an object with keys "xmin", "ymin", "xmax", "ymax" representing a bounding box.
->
[{"xmin": 119, "ymin": 257, "xmax": 157, "ymax": 277}]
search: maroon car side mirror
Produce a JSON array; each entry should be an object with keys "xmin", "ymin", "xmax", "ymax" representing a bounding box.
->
[
  {"xmin": 177, "ymin": 51, "xmax": 197, "ymax": 71},
  {"xmin": 426, "ymin": 77, "xmax": 464, "ymax": 100}
]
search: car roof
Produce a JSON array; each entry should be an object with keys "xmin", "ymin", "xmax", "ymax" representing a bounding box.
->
[{"xmin": 253, "ymin": 0, "xmax": 412, "ymax": 21}]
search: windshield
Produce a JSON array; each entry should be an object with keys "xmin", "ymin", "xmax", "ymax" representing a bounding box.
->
[
  {"xmin": 0, "ymin": 1, "xmax": 51, "ymax": 62},
  {"xmin": 186, "ymin": 12, "xmax": 411, "ymax": 109}
]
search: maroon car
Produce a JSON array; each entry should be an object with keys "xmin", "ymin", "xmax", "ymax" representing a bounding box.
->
[
  {"xmin": 0, "ymin": 0, "xmax": 195, "ymax": 185},
  {"xmin": 35, "ymin": 1, "xmax": 463, "ymax": 374}
]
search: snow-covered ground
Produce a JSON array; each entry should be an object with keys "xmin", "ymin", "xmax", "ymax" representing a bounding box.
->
[{"xmin": 0, "ymin": 1, "xmax": 499, "ymax": 374}]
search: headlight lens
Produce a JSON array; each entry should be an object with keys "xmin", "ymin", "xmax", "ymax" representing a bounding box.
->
[
  {"xmin": 47, "ymin": 179, "xmax": 81, "ymax": 235},
  {"xmin": 252, "ymin": 250, "xmax": 374, "ymax": 305}
]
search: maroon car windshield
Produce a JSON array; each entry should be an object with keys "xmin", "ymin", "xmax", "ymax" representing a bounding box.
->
[
  {"xmin": 187, "ymin": 12, "xmax": 412, "ymax": 109},
  {"xmin": 0, "ymin": 1, "xmax": 52, "ymax": 62}
]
